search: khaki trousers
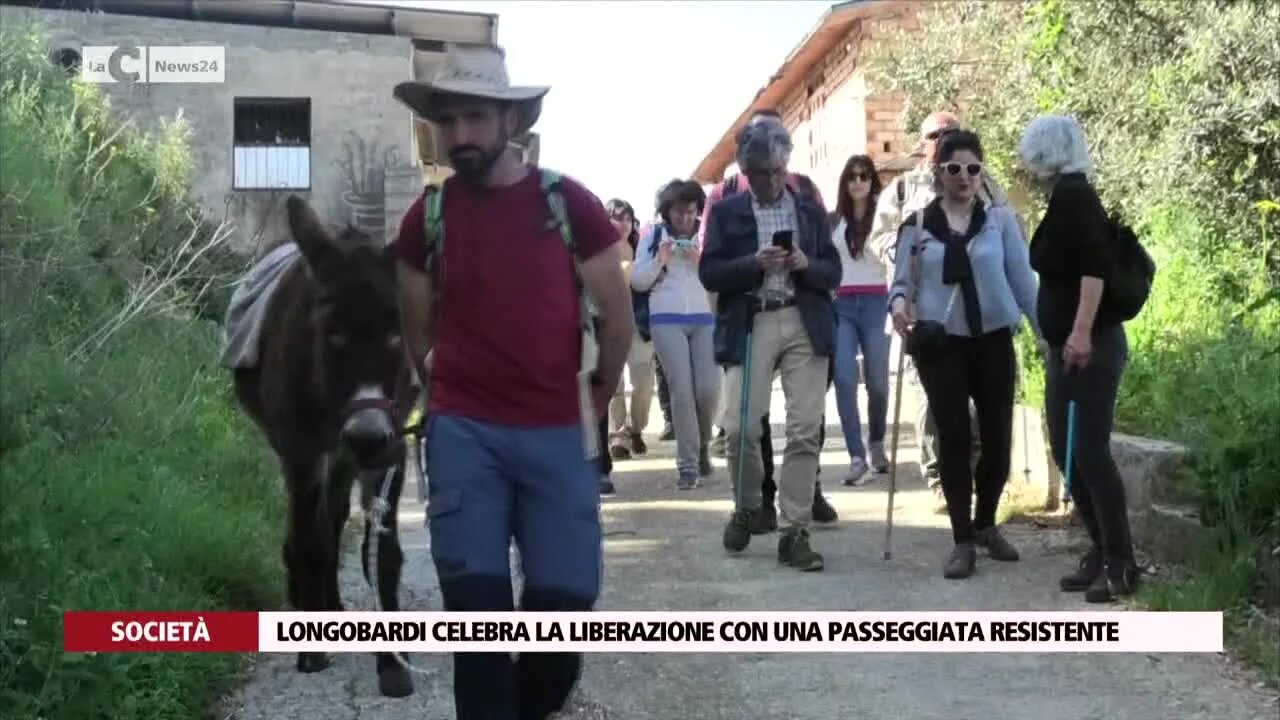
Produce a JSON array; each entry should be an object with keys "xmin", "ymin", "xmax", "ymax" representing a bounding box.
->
[{"xmin": 721, "ymin": 306, "xmax": 827, "ymax": 526}]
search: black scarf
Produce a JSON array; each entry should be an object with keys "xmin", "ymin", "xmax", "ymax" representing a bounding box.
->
[{"xmin": 922, "ymin": 198, "xmax": 985, "ymax": 335}]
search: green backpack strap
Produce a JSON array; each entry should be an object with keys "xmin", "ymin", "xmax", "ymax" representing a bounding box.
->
[{"xmin": 421, "ymin": 182, "xmax": 446, "ymax": 275}]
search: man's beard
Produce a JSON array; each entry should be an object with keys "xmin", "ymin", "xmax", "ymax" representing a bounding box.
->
[{"xmin": 448, "ymin": 140, "xmax": 505, "ymax": 183}]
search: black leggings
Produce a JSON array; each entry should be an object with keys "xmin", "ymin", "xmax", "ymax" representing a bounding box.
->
[
  {"xmin": 1045, "ymin": 324, "xmax": 1133, "ymax": 563},
  {"xmin": 916, "ymin": 328, "xmax": 1016, "ymax": 544}
]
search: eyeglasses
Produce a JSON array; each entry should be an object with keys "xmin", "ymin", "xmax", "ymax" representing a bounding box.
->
[
  {"xmin": 847, "ymin": 172, "xmax": 871, "ymax": 182},
  {"xmin": 942, "ymin": 162, "xmax": 983, "ymax": 177},
  {"xmin": 924, "ymin": 127, "xmax": 959, "ymax": 142}
]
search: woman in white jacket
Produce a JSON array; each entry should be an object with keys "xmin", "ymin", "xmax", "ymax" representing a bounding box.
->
[
  {"xmin": 830, "ymin": 154, "xmax": 892, "ymax": 486},
  {"xmin": 631, "ymin": 179, "xmax": 720, "ymax": 490}
]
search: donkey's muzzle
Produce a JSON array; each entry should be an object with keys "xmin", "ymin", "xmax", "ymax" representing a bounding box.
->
[{"xmin": 341, "ymin": 397, "xmax": 397, "ymax": 468}]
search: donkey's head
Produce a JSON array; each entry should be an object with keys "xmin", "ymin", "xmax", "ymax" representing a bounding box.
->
[{"xmin": 286, "ymin": 195, "xmax": 403, "ymax": 469}]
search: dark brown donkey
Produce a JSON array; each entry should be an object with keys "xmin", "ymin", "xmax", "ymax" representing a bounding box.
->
[{"xmin": 230, "ymin": 195, "xmax": 416, "ymax": 698}]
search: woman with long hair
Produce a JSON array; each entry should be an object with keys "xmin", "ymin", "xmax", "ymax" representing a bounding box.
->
[
  {"xmin": 887, "ymin": 130, "xmax": 1044, "ymax": 579},
  {"xmin": 830, "ymin": 154, "xmax": 890, "ymax": 486}
]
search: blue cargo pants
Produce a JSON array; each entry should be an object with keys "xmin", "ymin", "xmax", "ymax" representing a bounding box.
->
[{"xmin": 422, "ymin": 412, "xmax": 603, "ymax": 720}]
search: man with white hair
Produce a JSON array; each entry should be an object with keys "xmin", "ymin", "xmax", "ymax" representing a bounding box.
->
[
  {"xmin": 699, "ymin": 117, "xmax": 841, "ymax": 571},
  {"xmin": 868, "ymin": 111, "xmax": 1008, "ymax": 492}
]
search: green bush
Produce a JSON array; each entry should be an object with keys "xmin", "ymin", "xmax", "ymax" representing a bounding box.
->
[{"xmin": 0, "ymin": 24, "xmax": 283, "ymax": 720}]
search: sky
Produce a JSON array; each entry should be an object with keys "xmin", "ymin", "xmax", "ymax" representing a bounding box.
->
[{"xmin": 361, "ymin": 0, "xmax": 833, "ymax": 216}]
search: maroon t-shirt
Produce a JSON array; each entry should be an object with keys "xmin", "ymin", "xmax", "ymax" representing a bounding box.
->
[{"xmin": 396, "ymin": 167, "xmax": 617, "ymax": 428}]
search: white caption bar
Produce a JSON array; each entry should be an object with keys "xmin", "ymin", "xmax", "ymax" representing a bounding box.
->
[{"xmin": 257, "ymin": 611, "xmax": 1224, "ymax": 654}]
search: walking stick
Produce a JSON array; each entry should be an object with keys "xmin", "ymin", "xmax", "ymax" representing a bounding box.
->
[
  {"xmin": 883, "ymin": 339, "xmax": 907, "ymax": 561},
  {"xmin": 733, "ymin": 322, "xmax": 755, "ymax": 512}
]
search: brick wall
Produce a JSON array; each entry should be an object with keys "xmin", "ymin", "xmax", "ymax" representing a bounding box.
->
[{"xmin": 777, "ymin": 2, "xmax": 925, "ymax": 203}]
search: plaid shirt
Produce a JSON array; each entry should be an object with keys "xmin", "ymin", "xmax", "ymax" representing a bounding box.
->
[{"xmin": 751, "ymin": 188, "xmax": 798, "ymax": 302}]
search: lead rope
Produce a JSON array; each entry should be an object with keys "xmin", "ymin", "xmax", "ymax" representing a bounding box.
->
[{"xmin": 361, "ymin": 435, "xmax": 436, "ymax": 677}]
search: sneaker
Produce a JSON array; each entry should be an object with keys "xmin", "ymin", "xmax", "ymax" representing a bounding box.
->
[
  {"xmin": 1060, "ymin": 547, "xmax": 1102, "ymax": 592},
  {"xmin": 609, "ymin": 442, "xmax": 631, "ymax": 461},
  {"xmin": 676, "ymin": 473, "xmax": 699, "ymax": 491},
  {"xmin": 599, "ymin": 476, "xmax": 615, "ymax": 495},
  {"xmin": 869, "ymin": 441, "xmax": 889, "ymax": 473},
  {"xmin": 778, "ymin": 526, "xmax": 824, "ymax": 571},
  {"xmin": 1084, "ymin": 559, "xmax": 1139, "ymax": 603},
  {"xmin": 943, "ymin": 542, "xmax": 977, "ymax": 579},
  {"xmin": 842, "ymin": 457, "xmax": 871, "ymax": 487},
  {"xmin": 629, "ymin": 431, "xmax": 647, "ymax": 456},
  {"xmin": 975, "ymin": 526, "xmax": 1020, "ymax": 562},
  {"xmin": 812, "ymin": 485, "xmax": 838, "ymax": 524},
  {"xmin": 723, "ymin": 510, "xmax": 751, "ymax": 552},
  {"xmin": 749, "ymin": 504, "xmax": 778, "ymax": 534},
  {"xmin": 698, "ymin": 445, "xmax": 714, "ymax": 477},
  {"xmin": 659, "ymin": 423, "xmax": 675, "ymax": 441}
]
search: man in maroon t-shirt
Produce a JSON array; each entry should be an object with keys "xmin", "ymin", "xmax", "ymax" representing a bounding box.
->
[{"xmin": 392, "ymin": 43, "xmax": 633, "ymax": 720}]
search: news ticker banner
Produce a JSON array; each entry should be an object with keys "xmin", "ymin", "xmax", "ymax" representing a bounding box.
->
[{"xmin": 63, "ymin": 611, "xmax": 1223, "ymax": 654}]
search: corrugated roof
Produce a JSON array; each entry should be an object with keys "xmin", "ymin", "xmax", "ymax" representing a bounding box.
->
[{"xmin": 0, "ymin": 0, "xmax": 498, "ymax": 42}]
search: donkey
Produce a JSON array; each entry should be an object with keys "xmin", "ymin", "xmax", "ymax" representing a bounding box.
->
[{"xmin": 229, "ymin": 195, "xmax": 416, "ymax": 698}]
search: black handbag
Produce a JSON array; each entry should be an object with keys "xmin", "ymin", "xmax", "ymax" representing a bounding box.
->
[{"xmin": 901, "ymin": 218, "xmax": 962, "ymax": 360}]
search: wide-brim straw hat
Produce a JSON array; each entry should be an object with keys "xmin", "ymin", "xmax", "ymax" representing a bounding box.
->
[{"xmin": 393, "ymin": 42, "xmax": 549, "ymax": 135}]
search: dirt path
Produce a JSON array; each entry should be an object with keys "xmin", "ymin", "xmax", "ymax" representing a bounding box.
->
[{"xmin": 221, "ymin": 368, "xmax": 1278, "ymax": 720}]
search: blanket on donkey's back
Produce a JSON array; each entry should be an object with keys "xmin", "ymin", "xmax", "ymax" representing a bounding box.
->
[{"xmin": 219, "ymin": 243, "xmax": 302, "ymax": 369}]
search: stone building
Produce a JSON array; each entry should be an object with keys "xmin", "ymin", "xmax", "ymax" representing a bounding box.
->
[
  {"xmin": 691, "ymin": 0, "xmax": 924, "ymax": 202},
  {"xmin": 0, "ymin": 0, "xmax": 504, "ymax": 253}
]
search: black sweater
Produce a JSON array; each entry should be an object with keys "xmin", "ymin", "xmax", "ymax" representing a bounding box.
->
[{"xmin": 1028, "ymin": 173, "xmax": 1123, "ymax": 346}]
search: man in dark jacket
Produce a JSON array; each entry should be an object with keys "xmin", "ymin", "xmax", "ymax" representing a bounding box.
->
[{"xmin": 699, "ymin": 117, "xmax": 841, "ymax": 571}]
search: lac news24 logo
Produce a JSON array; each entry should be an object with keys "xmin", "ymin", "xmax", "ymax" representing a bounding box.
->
[{"xmin": 80, "ymin": 45, "xmax": 225, "ymax": 84}]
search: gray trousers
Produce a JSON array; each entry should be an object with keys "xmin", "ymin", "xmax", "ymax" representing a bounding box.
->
[{"xmin": 650, "ymin": 323, "xmax": 720, "ymax": 478}]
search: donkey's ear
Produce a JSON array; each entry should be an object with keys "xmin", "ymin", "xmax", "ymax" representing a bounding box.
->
[{"xmin": 286, "ymin": 195, "xmax": 341, "ymax": 280}]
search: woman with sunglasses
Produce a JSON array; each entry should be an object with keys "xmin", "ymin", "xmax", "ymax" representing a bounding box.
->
[
  {"xmin": 829, "ymin": 154, "xmax": 891, "ymax": 486},
  {"xmin": 887, "ymin": 130, "xmax": 1044, "ymax": 580}
]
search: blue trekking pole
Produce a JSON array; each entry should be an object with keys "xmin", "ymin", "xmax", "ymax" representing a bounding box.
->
[
  {"xmin": 734, "ymin": 319, "xmax": 755, "ymax": 513},
  {"xmin": 1064, "ymin": 400, "xmax": 1077, "ymax": 498}
]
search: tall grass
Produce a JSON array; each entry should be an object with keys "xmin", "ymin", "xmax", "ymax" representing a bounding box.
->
[{"xmin": 0, "ymin": 25, "xmax": 284, "ymax": 720}]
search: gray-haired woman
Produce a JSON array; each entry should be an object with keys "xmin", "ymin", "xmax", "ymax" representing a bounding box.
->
[{"xmin": 1019, "ymin": 115, "xmax": 1138, "ymax": 603}]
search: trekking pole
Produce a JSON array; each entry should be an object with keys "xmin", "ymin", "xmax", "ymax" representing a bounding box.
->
[
  {"xmin": 1018, "ymin": 360, "xmax": 1031, "ymax": 484},
  {"xmin": 883, "ymin": 338, "xmax": 907, "ymax": 561},
  {"xmin": 733, "ymin": 321, "xmax": 755, "ymax": 513},
  {"xmin": 1064, "ymin": 400, "xmax": 1077, "ymax": 498}
]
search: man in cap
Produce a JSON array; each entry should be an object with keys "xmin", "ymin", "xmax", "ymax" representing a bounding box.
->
[
  {"xmin": 867, "ymin": 111, "xmax": 1008, "ymax": 493},
  {"xmin": 699, "ymin": 116, "xmax": 841, "ymax": 571},
  {"xmin": 393, "ymin": 42, "xmax": 633, "ymax": 720},
  {"xmin": 701, "ymin": 108, "xmax": 840, "ymax": 534}
]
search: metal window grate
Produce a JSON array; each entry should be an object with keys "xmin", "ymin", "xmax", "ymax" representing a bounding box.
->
[{"xmin": 232, "ymin": 97, "xmax": 311, "ymax": 190}]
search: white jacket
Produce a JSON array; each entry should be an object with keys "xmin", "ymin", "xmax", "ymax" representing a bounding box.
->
[{"xmin": 630, "ymin": 224, "xmax": 712, "ymax": 320}]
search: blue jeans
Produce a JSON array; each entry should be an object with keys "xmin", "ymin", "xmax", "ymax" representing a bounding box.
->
[
  {"xmin": 423, "ymin": 413, "xmax": 603, "ymax": 720},
  {"xmin": 832, "ymin": 293, "xmax": 891, "ymax": 462}
]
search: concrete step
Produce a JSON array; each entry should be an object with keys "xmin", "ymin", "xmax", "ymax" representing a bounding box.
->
[{"xmin": 1132, "ymin": 501, "xmax": 1206, "ymax": 565}]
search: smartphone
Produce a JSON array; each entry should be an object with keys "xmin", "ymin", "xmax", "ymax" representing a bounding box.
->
[{"xmin": 771, "ymin": 230, "xmax": 794, "ymax": 252}]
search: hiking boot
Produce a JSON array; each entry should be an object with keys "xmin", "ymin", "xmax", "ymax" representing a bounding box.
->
[
  {"xmin": 676, "ymin": 473, "xmax": 698, "ymax": 491},
  {"xmin": 869, "ymin": 441, "xmax": 889, "ymax": 473},
  {"xmin": 778, "ymin": 526, "xmax": 824, "ymax": 571},
  {"xmin": 1084, "ymin": 559, "xmax": 1139, "ymax": 604},
  {"xmin": 710, "ymin": 432, "xmax": 727, "ymax": 457},
  {"xmin": 723, "ymin": 510, "xmax": 751, "ymax": 553},
  {"xmin": 698, "ymin": 445, "xmax": 714, "ymax": 477},
  {"xmin": 749, "ymin": 504, "xmax": 778, "ymax": 534},
  {"xmin": 1060, "ymin": 547, "xmax": 1102, "ymax": 592},
  {"xmin": 943, "ymin": 542, "xmax": 977, "ymax": 579},
  {"xmin": 629, "ymin": 431, "xmax": 647, "ymax": 456},
  {"xmin": 975, "ymin": 526, "xmax": 1020, "ymax": 562},
  {"xmin": 812, "ymin": 484, "xmax": 838, "ymax": 524},
  {"xmin": 599, "ymin": 476, "xmax": 615, "ymax": 495},
  {"xmin": 659, "ymin": 422, "xmax": 675, "ymax": 441},
  {"xmin": 842, "ymin": 457, "xmax": 871, "ymax": 487},
  {"xmin": 609, "ymin": 442, "xmax": 631, "ymax": 461}
]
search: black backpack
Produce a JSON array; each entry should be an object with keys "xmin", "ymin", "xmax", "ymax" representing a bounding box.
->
[{"xmin": 1102, "ymin": 214, "xmax": 1156, "ymax": 322}]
